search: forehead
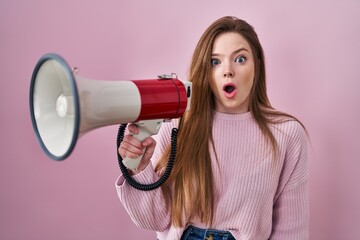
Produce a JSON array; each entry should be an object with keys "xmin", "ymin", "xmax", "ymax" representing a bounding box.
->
[{"xmin": 212, "ymin": 32, "xmax": 252, "ymax": 54}]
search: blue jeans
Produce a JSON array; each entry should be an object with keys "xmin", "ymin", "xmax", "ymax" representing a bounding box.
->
[{"xmin": 180, "ymin": 225, "xmax": 236, "ymax": 240}]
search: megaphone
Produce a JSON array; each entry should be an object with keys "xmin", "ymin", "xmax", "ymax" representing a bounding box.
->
[{"xmin": 29, "ymin": 53, "xmax": 192, "ymax": 171}]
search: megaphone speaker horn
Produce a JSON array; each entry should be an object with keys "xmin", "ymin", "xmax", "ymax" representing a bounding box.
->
[{"xmin": 30, "ymin": 53, "xmax": 80, "ymax": 160}]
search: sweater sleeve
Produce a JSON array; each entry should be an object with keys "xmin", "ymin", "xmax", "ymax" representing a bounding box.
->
[
  {"xmin": 270, "ymin": 121, "xmax": 309, "ymax": 240},
  {"xmin": 115, "ymin": 120, "xmax": 176, "ymax": 232}
]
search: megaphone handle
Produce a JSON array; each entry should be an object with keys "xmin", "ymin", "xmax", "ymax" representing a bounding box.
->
[
  {"xmin": 122, "ymin": 120, "xmax": 163, "ymax": 170},
  {"xmin": 117, "ymin": 123, "xmax": 179, "ymax": 191},
  {"xmin": 122, "ymin": 131, "xmax": 149, "ymax": 170}
]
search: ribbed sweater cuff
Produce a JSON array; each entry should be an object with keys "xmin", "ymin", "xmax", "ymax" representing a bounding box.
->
[{"xmin": 116, "ymin": 162, "xmax": 156, "ymax": 187}]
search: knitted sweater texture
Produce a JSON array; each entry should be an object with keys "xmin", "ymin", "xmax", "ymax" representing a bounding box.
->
[{"xmin": 116, "ymin": 111, "xmax": 309, "ymax": 240}]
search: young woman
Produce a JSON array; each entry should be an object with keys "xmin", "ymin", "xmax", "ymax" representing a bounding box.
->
[{"xmin": 117, "ymin": 16, "xmax": 309, "ymax": 240}]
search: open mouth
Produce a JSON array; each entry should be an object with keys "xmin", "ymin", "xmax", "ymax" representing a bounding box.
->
[
  {"xmin": 224, "ymin": 85, "xmax": 235, "ymax": 93},
  {"xmin": 223, "ymin": 83, "xmax": 236, "ymax": 94},
  {"xmin": 222, "ymin": 83, "xmax": 237, "ymax": 98}
]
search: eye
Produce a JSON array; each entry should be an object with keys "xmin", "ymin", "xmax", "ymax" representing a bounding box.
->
[
  {"xmin": 211, "ymin": 58, "xmax": 221, "ymax": 66},
  {"xmin": 235, "ymin": 56, "xmax": 246, "ymax": 64}
]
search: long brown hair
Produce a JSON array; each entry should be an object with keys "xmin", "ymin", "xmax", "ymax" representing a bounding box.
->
[{"xmin": 155, "ymin": 16, "xmax": 305, "ymax": 227}]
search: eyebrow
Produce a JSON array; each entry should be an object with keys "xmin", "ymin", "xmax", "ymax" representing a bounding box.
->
[{"xmin": 211, "ymin": 47, "xmax": 249, "ymax": 56}]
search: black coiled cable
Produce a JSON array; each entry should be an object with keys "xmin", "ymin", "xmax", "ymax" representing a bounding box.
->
[{"xmin": 116, "ymin": 123, "xmax": 178, "ymax": 191}]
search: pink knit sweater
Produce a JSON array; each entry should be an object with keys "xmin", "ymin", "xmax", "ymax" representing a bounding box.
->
[{"xmin": 116, "ymin": 111, "xmax": 309, "ymax": 240}]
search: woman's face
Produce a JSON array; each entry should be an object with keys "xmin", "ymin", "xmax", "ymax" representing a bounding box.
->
[{"xmin": 210, "ymin": 32, "xmax": 255, "ymax": 114}]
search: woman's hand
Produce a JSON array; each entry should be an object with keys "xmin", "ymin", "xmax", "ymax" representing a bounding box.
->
[{"xmin": 118, "ymin": 124, "xmax": 156, "ymax": 175}]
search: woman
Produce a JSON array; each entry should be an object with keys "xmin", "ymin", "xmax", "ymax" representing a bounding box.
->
[{"xmin": 117, "ymin": 16, "xmax": 309, "ymax": 240}]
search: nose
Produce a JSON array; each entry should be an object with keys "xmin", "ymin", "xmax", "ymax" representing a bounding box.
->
[
  {"xmin": 223, "ymin": 71, "xmax": 234, "ymax": 77},
  {"xmin": 223, "ymin": 62, "xmax": 234, "ymax": 78}
]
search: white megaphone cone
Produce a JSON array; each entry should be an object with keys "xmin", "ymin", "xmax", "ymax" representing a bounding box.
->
[{"xmin": 29, "ymin": 53, "xmax": 191, "ymax": 170}]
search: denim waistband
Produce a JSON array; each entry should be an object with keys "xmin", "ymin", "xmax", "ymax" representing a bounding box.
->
[{"xmin": 181, "ymin": 225, "xmax": 236, "ymax": 240}]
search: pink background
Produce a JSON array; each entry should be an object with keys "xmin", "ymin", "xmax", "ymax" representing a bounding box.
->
[{"xmin": 1, "ymin": 0, "xmax": 359, "ymax": 239}]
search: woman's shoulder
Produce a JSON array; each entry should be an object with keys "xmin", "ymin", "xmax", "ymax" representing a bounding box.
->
[{"xmin": 268, "ymin": 112, "xmax": 307, "ymax": 143}]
